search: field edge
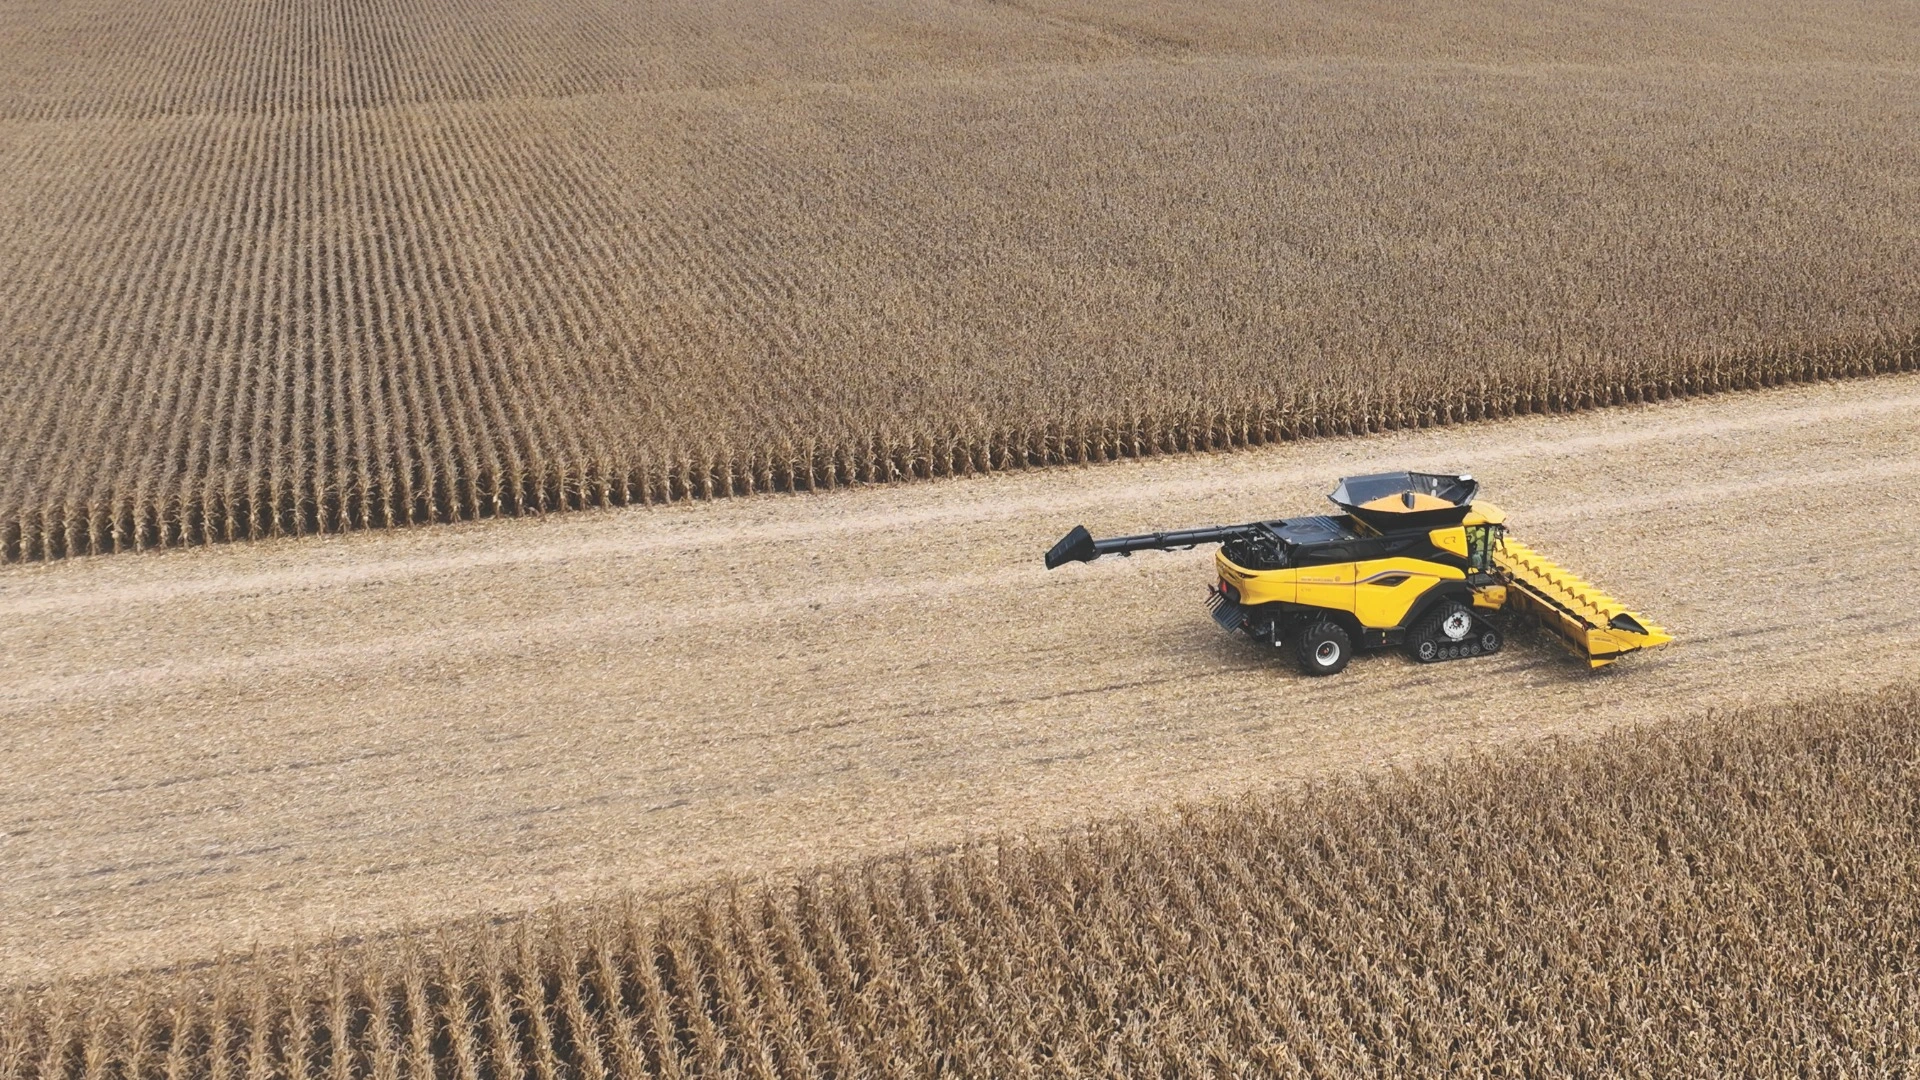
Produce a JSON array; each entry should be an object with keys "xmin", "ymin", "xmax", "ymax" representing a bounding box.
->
[{"xmin": 8, "ymin": 330, "xmax": 1915, "ymax": 565}]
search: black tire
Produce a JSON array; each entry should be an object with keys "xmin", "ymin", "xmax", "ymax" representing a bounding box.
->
[
  {"xmin": 1409, "ymin": 627, "xmax": 1432, "ymax": 661},
  {"xmin": 1478, "ymin": 626, "xmax": 1503, "ymax": 655},
  {"xmin": 1296, "ymin": 621, "xmax": 1352, "ymax": 676},
  {"xmin": 1408, "ymin": 601, "xmax": 1486, "ymax": 664}
]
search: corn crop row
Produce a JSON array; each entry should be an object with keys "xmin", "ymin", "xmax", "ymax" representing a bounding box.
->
[
  {"xmin": 6, "ymin": 684, "xmax": 1919, "ymax": 1078},
  {"xmin": 4, "ymin": 333, "xmax": 1915, "ymax": 563},
  {"xmin": 5, "ymin": 0, "xmax": 1918, "ymax": 563}
]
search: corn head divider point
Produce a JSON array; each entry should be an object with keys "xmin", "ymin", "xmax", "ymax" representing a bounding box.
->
[{"xmin": 1045, "ymin": 471, "xmax": 1672, "ymax": 675}]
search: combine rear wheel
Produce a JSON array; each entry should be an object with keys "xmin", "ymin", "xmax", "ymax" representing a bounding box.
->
[
  {"xmin": 1296, "ymin": 621, "xmax": 1352, "ymax": 676},
  {"xmin": 1408, "ymin": 602, "xmax": 1500, "ymax": 663}
]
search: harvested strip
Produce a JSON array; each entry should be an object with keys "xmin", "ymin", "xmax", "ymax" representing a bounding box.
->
[{"xmin": 1, "ymin": 375, "xmax": 1917, "ymax": 981}]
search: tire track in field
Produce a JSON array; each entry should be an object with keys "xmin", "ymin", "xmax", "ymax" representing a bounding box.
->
[
  {"xmin": 0, "ymin": 375, "xmax": 1916, "ymax": 982},
  {"xmin": 6, "ymin": 453, "xmax": 1914, "ymax": 707}
]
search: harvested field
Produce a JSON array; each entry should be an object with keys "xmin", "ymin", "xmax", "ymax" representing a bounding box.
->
[
  {"xmin": 8, "ymin": 683, "xmax": 1920, "ymax": 1078},
  {"xmin": 4, "ymin": 0, "xmax": 1920, "ymax": 558},
  {"xmin": 4, "ymin": 376, "xmax": 1919, "ymax": 982}
]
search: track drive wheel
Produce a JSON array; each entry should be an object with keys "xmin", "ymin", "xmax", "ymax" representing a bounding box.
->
[
  {"xmin": 1409, "ymin": 602, "xmax": 1499, "ymax": 663},
  {"xmin": 1296, "ymin": 621, "xmax": 1352, "ymax": 676},
  {"xmin": 1476, "ymin": 623, "xmax": 1503, "ymax": 656}
]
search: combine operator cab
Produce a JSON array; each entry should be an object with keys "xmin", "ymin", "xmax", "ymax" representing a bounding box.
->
[{"xmin": 1044, "ymin": 471, "xmax": 1670, "ymax": 676}]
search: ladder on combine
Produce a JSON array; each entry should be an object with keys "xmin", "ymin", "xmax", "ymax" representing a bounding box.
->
[{"xmin": 1494, "ymin": 536, "xmax": 1673, "ymax": 668}]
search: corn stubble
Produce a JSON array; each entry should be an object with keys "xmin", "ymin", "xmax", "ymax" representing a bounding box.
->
[
  {"xmin": 7, "ymin": 685, "xmax": 1918, "ymax": 1077},
  {"xmin": 2, "ymin": 0, "xmax": 1918, "ymax": 561}
]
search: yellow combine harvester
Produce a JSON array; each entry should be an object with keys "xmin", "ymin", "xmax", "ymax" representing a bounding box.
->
[{"xmin": 1045, "ymin": 472, "xmax": 1670, "ymax": 676}]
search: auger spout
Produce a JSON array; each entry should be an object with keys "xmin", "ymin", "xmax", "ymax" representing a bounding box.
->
[{"xmin": 1045, "ymin": 523, "xmax": 1256, "ymax": 570}]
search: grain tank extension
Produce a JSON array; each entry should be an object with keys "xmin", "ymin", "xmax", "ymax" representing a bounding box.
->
[{"xmin": 1044, "ymin": 472, "xmax": 1671, "ymax": 676}]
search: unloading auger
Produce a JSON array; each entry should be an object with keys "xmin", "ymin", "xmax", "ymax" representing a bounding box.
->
[{"xmin": 1044, "ymin": 471, "xmax": 1671, "ymax": 676}]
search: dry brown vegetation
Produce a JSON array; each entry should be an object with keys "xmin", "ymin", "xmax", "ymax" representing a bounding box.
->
[
  {"xmin": 2, "ymin": 0, "xmax": 1918, "ymax": 560},
  {"xmin": 9, "ymin": 377, "xmax": 1919, "ymax": 985},
  {"xmin": 7, "ymin": 684, "xmax": 1919, "ymax": 1077}
]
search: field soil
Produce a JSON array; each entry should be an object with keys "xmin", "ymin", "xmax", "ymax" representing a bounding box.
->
[{"xmin": 3, "ymin": 375, "xmax": 1917, "ymax": 983}]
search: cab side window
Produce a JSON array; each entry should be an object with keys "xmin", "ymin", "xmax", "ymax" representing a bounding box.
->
[{"xmin": 1464, "ymin": 526, "xmax": 1499, "ymax": 572}]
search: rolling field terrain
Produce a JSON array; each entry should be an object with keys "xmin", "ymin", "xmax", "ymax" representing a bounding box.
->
[
  {"xmin": 3, "ymin": 375, "xmax": 1917, "ymax": 982},
  {"xmin": 3, "ymin": 0, "xmax": 1918, "ymax": 558}
]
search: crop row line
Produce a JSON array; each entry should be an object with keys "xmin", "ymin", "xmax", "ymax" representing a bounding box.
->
[
  {"xmin": 3, "ymin": 334, "xmax": 1911, "ymax": 563},
  {"xmin": 6, "ymin": 682, "xmax": 1917, "ymax": 1077}
]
